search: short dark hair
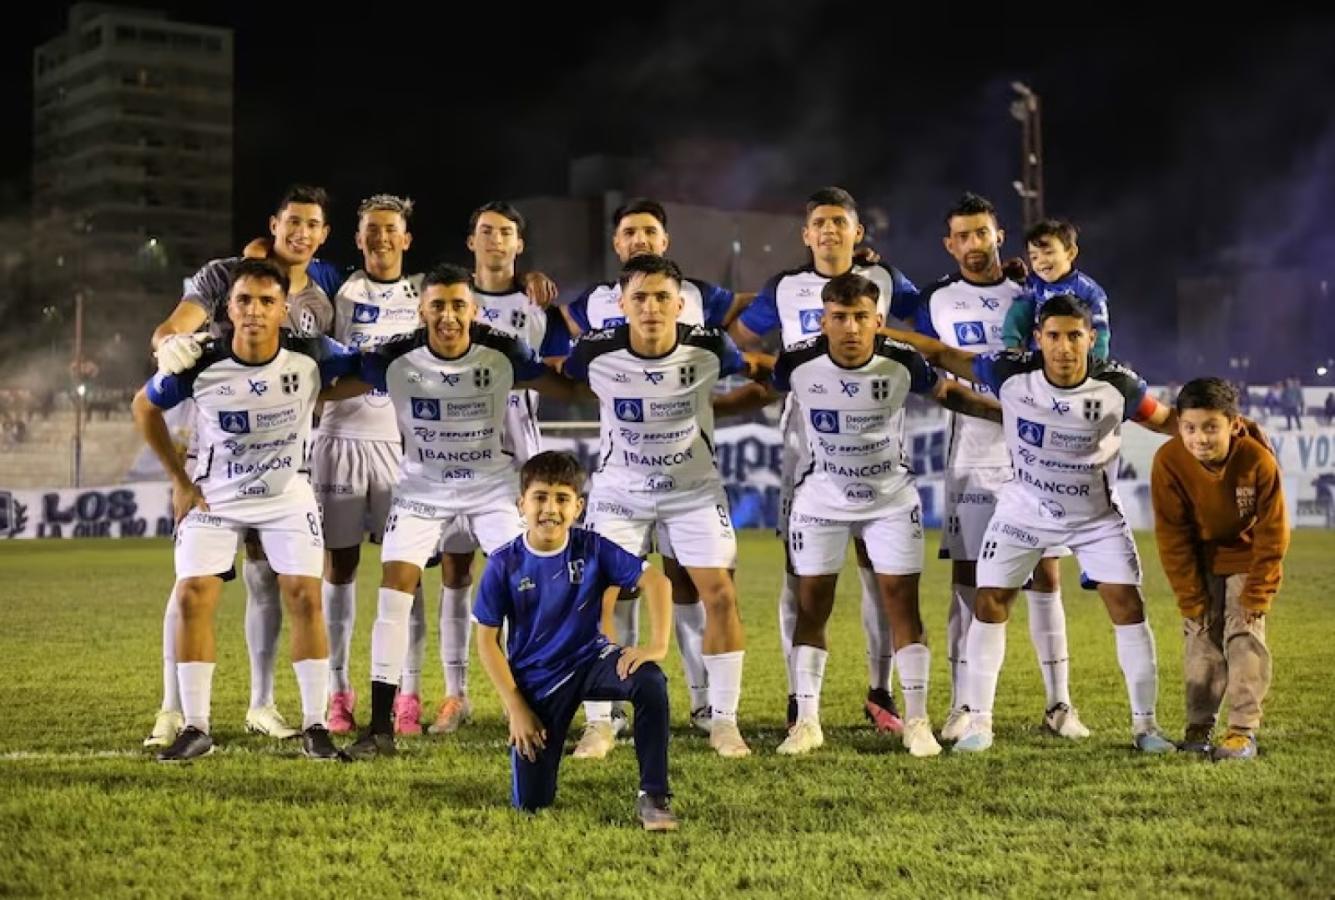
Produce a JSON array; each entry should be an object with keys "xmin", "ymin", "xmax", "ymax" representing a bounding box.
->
[
  {"xmin": 1025, "ymin": 218, "xmax": 1078, "ymax": 250},
  {"xmin": 617, "ymin": 254, "xmax": 683, "ymax": 291},
  {"xmin": 230, "ymin": 257, "xmax": 289, "ymax": 296},
  {"xmin": 806, "ymin": 186, "xmax": 858, "ymax": 219},
  {"xmin": 821, "ymin": 272, "xmax": 880, "ymax": 307},
  {"xmin": 612, "ymin": 198, "xmax": 667, "ymax": 230},
  {"xmin": 520, "ymin": 451, "xmax": 586, "ymax": 495},
  {"xmin": 1176, "ymin": 377, "xmax": 1240, "ymax": 417},
  {"xmin": 469, "ymin": 201, "xmax": 526, "ymax": 239},
  {"xmin": 421, "ymin": 262, "xmax": 474, "ymax": 293},
  {"xmin": 945, "ymin": 192, "xmax": 999, "ymax": 230},
  {"xmin": 1036, "ymin": 294, "xmax": 1093, "ymax": 329},
  {"xmin": 275, "ymin": 184, "xmax": 331, "ymax": 222}
]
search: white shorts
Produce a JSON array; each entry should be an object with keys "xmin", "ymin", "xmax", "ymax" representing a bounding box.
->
[
  {"xmin": 175, "ymin": 492, "xmax": 324, "ymax": 580},
  {"xmin": 310, "ymin": 435, "xmax": 401, "ymax": 548},
  {"xmin": 776, "ymin": 394, "xmax": 809, "ymax": 541},
  {"xmin": 584, "ymin": 478, "xmax": 737, "ymax": 569},
  {"xmin": 502, "ymin": 391, "xmax": 543, "ymax": 468},
  {"xmin": 941, "ymin": 467, "xmax": 1071, "ymax": 562},
  {"xmin": 381, "ymin": 481, "xmax": 524, "ymax": 568},
  {"xmin": 788, "ymin": 489, "xmax": 924, "ymax": 577},
  {"xmin": 976, "ymin": 509, "xmax": 1142, "ymax": 590}
]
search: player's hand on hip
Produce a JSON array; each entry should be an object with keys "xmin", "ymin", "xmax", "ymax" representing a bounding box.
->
[
  {"xmin": 617, "ymin": 646, "xmax": 665, "ymax": 679},
  {"xmin": 508, "ymin": 702, "xmax": 547, "ymax": 762},
  {"xmin": 521, "ymin": 272, "xmax": 558, "ymax": 308},
  {"xmin": 171, "ymin": 480, "xmax": 208, "ymax": 524},
  {"xmin": 156, "ymin": 332, "xmax": 210, "ymax": 376}
]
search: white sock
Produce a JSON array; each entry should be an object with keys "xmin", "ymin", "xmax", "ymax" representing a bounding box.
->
[
  {"xmin": 778, "ymin": 573, "xmax": 798, "ymax": 694},
  {"xmin": 584, "ymin": 701, "xmax": 613, "ymax": 725},
  {"xmin": 673, "ymin": 602, "xmax": 710, "ymax": 711},
  {"xmin": 178, "ymin": 661, "xmax": 215, "ymax": 732},
  {"xmin": 401, "ymin": 585, "xmax": 426, "ymax": 695},
  {"xmin": 858, "ymin": 566, "xmax": 894, "ymax": 692},
  {"xmin": 1026, "ymin": 590, "xmax": 1071, "ymax": 709},
  {"xmin": 161, "ymin": 587, "xmax": 181, "ymax": 713},
  {"xmin": 704, "ymin": 651, "xmax": 744, "ymax": 722},
  {"xmin": 613, "ymin": 595, "xmax": 640, "ymax": 646},
  {"xmin": 370, "ymin": 588, "xmax": 414, "ymax": 685},
  {"xmin": 1114, "ymin": 621, "xmax": 1159, "ymax": 733},
  {"xmin": 793, "ymin": 644, "xmax": 827, "ymax": 722},
  {"xmin": 965, "ymin": 621, "xmax": 1007, "ymax": 723},
  {"xmin": 947, "ymin": 584, "xmax": 976, "ymax": 711},
  {"xmin": 322, "ymin": 581, "xmax": 356, "ymax": 694},
  {"xmin": 243, "ymin": 559, "xmax": 282, "ymax": 710},
  {"xmin": 439, "ymin": 584, "xmax": 473, "ymax": 698},
  {"xmin": 897, "ymin": 643, "xmax": 930, "ymax": 721},
  {"xmin": 292, "ymin": 658, "xmax": 329, "ymax": 730}
]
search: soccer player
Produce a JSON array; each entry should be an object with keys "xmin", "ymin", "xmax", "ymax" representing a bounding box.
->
[
  {"xmin": 916, "ymin": 193, "xmax": 1086, "ymax": 742},
  {"xmin": 474, "ymin": 451, "xmax": 677, "ymax": 830},
  {"xmin": 717, "ymin": 272, "xmax": 999, "ymax": 757},
  {"xmin": 132, "ymin": 258, "xmax": 355, "ymax": 762},
  {"xmin": 890, "ymin": 295, "xmax": 1179, "ymax": 753},
  {"xmin": 729, "ymin": 186, "xmax": 920, "ymax": 732},
  {"xmin": 334, "ymin": 264, "xmax": 581, "ymax": 760},
  {"xmin": 144, "ymin": 185, "xmax": 335, "ymax": 748},
  {"xmin": 1152, "ymin": 378, "xmax": 1288, "ymax": 760}
]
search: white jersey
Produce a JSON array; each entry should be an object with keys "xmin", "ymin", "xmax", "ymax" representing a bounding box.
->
[
  {"xmin": 738, "ymin": 263, "xmax": 919, "ymax": 351},
  {"xmin": 568, "ymin": 277, "xmax": 734, "ymax": 332},
  {"xmin": 144, "ymin": 333, "xmax": 355, "ymax": 517},
  {"xmin": 360, "ymin": 324, "xmax": 549, "ymax": 497},
  {"xmin": 319, "ymin": 270, "xmax": 423, "ymax": 441},
  {"xmin": 563, "ymin": 323, "xmax": 747, "ymax": 493},
  {"xmin": 970, "ymin": 351, "xmax": 1151, "ymax": 528},
  {"xmin": 917, "ymin": 273, "xmax": 1026, "ymax": 469},
  {"xmin": 774, "ymin": 335, "xmax": 938, "ymax": 519}
]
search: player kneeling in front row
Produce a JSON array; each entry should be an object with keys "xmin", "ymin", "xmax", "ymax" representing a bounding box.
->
[
  {"xmin": 718, "ymin": 272, "xmax": 1001, "ymax": 757},
  {"xmin": 475, "ymin": 452, "xmax": 678, "ymax": 830},
  {"xmin": 132, "ymin": 258, "xmax": 356, "ymax": 762}
]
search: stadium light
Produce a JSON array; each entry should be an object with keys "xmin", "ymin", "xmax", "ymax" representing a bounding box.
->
[{"xmin": 1319, "ymin": 367, "xmax": 1329, "ymax": 377}]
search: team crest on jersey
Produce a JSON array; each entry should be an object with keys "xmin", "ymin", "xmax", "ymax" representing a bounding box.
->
[
  {"xmin": 871, "ymin": 378, "xmax": 890, "ymax": 401},
  {"xmin": 352, "ymin": 303, "xmax": 380, "ymax": 324},
  {"xmin": 1083, "ymin": 399, "xmax": 1102, "ymax": 421},
  {"xmin": 1017, "ymin": 418, "xmax": 1046, "ymax": 447},
  {"xmin": 799, "ymin": 309, "xmax": 823, "ymax": 333},
  {"xmin": 281, "ymin": 372, "xmax": 300, "ymax": 395},
  {"xmin": 810, "ymin": 409, "xmax": 840, "ymax": 434},
  {"xmin": 980, "ymin": 540, "xmax": 997, "ymax": 560},
  {"xmin": 411, "ymin": 398, "xmax": 441, "ymax": 420},
  {"xmin": 953, "ymin": 321, "xmax": 987, "ymax": 346},
  {"xmin": 1236, "ymin": 485, "xmax": 1256, "ymax": 518},
  {"xmin": 567, "ymin": 560, "xmax": 585, "ymax": 584},
  {"xmin": 510, "ymin": 310, "xmax": 528, "ymax": 330},
  {"xmin": 474, "ymin": 368, "xmax": 492, "ymax": 389},
  {"xmin": 219, "ymin": 411, "xmax": 251, "ymax": 434},
  {"xmin": 517, "ymin": 576, "xmax": 536, "ymax": 592},
  {"xmin": 298, "ymin": 308, "xmax": 318, "ymax": 336},
  {"xmin": 678, "ymin": 365, "xmax": 696, "ymax": 386},
  {"xmin": 614, "ymin": 399, "xmax": 644, "ymax": 422}
]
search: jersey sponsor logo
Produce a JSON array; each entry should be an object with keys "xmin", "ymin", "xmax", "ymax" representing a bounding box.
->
[
  {"xmin": 822, "ymin": 460, "xmax": 897, "ymax": 479},
  {"xmin": 844, "ymin": 482, "xmax": 876, "ymax": 504},
  {"xmin": 281, "ymin": 372, "xmax": 300, "ymax": 395},
  {"xmin": 1020, "ymin": 395, "xmax": 1037, "ymax": 407},
  {"xmin": 816, "ymin": 434, "xmax": 894, "ymax": 456},
  {"xmin": 255, "ymin": 406, "xmax": 300, "ymax": 430},
  {"xmin": 441, "ymin": 468, "xmax": 475, "ymax": 481},
  {"xmin": 351, "ymin": 332, "xmax": 373, "ymax": 348},
  {"xmin": 411, "ymin": 425, "xmax": 494, "ymax": 443},
  {"xmin": 843, "ymin": 411, "xmax": 889, "ymax": 433},
  {"xmin": 643, "ymin": 473, "xmax": 676, "ymax": 493},
  {"xmin": 612, "ymin": 372, "xmax": 631, "ymax": 383},
  {"xmin": 352, "ymin": 303, "xmax": 381, "ymax": 324},
  {"xmin": 840, "ymin": 380, "xmax": 859, "ymax": 397},
  {"xmin": 217, "ymin": 384, "xmax": 234, "ymax": 396},
  {"xmin": 418, "ymin": 447, "xmax": 493, "ymax": 463},
  {"xmin": 998, "ymin": 522, "xmax": 1039, "ymax": 546},
  {"xmin": 248, "ymin": 379, "xmax": 268, "ymax": 397},
  {"xmin": 445, "ymin": 398, "xmax": 493, "ymax": 420},
  {"xmin": 799, "ymin": 309, "xmax": 823, "ymax": 333},
  {"xmin": 237, "ymin": 482, "xmax": 270, "ymax": 498},
  {"xmin": 1046, "ymin": 427, "xmax": 1098, "ymax": 451},
  {"xmin": 623, "ymin": 447, "xmax": 695, "ymax": 467},
  {"xmin": 643, "ymin": 370, "xmax": 665, "ymax": 385},
  {"xmin": 978, "ymin": 296, "xmax": 1001, "ymax": 311},
  {"xmin": 1039, "ymin": 499, "xmax": 1067, "ymax": 521},
  {"xmin": 225, "ymin": 456, "xmax": 293, "ymax": 478},
  {"xmin": 808, "ymin": 383, "xmax": 827, "ymax": 395},
  {"xmin": 481, "ymin": 308, "xmax": 501, "ymax": 322},
  {"xmin": 1015, "ymin": 446, "xmax": 1098, "ymax": 472},
  {"xmin": 1051, "ymin": 398, "xmax": 1071, "ymax": 415},
  {"xmin": 952, "ymin": 491, "xmax": 994, "ymax": 505},
  {"xmin": 219, "ymin": 411, "xmax": 251, "ymax": 434},
  {"xmin": 810, "ymin": 409, "xmax": 840, "ymax": 434},
  {"xmin": 475, "ymin": 368, "xmax": 491, "ymax": 389},
  {"xmin": 953, "ymin": 321, "xmax": 987, "ymax": 346},
  {"xmin": 1016, "ymin": 468, "xmax": 1092, "ymax": 496},
  {"xmin": 185, "ymin": 511, "xmax": 224, "ymax": 527},
  {"xmin": 615, "ymin": 398, "xmax": 644, "ymax": 422},
  {"xmin": 602, "ymin": 316, "xmax": 627, "ymax": 327},
  {"xmin": 618, "ymin": 427, "xmax": 641, "ymax": 446},
  {"xmin": 1017, "ymin": 418, "xmax": 1046, "ymax": 447},
  {"xmin": 1084, "ymin": 399, "xmax": 1103, "ymax": 421},
  {"xmin": 593, "ymin": 500, "xmax": 634, "ymax": 518},
  {"xmin": 411, "ymin": 398, "xmax": 441, "ymax": 420},
  {"xmin": 222, "ymin": 433, "xmax": 298, "ymax": 455},
  {"xmin": 647, "ymin": 398, "xmax": 695, "ymax": 420},
  {"xmin": 792, "ymin": 512, "xmax": 838, "ymax": 527},
  {"xmin": 440, "ymin": 372, "xmax": 462, "ymax": 386}
]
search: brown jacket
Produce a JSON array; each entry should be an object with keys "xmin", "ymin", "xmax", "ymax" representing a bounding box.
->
[{"xmin": 1151, "ymin": 431, "xmax": 1288, "ymax": 617}]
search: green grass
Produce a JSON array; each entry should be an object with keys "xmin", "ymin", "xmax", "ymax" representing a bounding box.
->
[{"xmin": 2, "ymin": 532, "xmax": 1333, "ymax": 898}]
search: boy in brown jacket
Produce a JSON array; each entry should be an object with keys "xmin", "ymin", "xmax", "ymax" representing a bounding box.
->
[{"xmin": 1151, "ymin": 378, "xmax": 1288, "ymax": 760}]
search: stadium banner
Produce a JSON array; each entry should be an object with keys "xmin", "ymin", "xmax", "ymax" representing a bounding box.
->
[{"xmin": 0, "ymin": 483, "xmax": 174, "ymax": 540}]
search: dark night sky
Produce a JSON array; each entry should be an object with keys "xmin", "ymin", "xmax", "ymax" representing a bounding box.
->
[{"xmin": 5, "ymin": 6, "xmax": 1335, "ymax": 377}]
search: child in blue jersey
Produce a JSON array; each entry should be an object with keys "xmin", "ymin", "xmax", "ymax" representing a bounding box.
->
[
  {"xmin": 473, "ymin": 451, "xmax": 678, "ymax": 830},
  {"xmin": 1002, "ymin": 219, "xmax": 1113, "ymax": 359}
]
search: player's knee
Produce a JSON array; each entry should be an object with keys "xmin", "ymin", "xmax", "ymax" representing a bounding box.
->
[
  {"xmin": 283, "ymin": 582, "xmax": 323, "ymax": 621},
  {"xmin": 696, "ymin": 580, "xmax": 736, "ymax": 616},
  {"xmin": 175, "ymin": 581, "xmax": 214, "ymax": 619},
  {"xmin": 1029, "ymin": 558, "xmax": 1060, "ymax": 592},
  {"xmin": 974, "ymin": 589, "xmax": 1013, "ymax": 623}
]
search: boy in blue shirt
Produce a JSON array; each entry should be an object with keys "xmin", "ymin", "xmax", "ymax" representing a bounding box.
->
[
  {"xmin": 1002, "ymin": 219, "xmax": 1113, "ymax": 359},
  {"xmin": 474, "ymin": 451, "xmax": 678, "ymax": 830}
]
